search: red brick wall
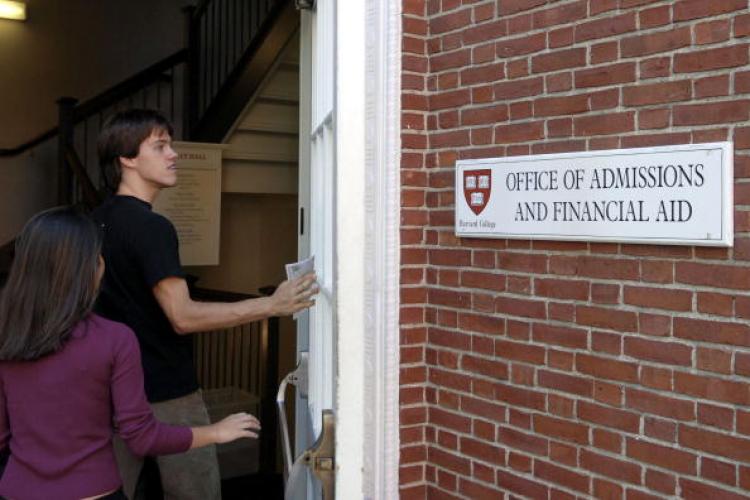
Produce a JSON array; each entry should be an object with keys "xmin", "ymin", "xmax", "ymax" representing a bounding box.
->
[{"xmin": 400, "ymin": 0, "xmax": 750, "ymax": 498}]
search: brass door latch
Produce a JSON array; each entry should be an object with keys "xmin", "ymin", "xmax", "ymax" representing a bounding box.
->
[{"xmin": 277, "ymin": 354, "xmax": 336, "ymax": 499}]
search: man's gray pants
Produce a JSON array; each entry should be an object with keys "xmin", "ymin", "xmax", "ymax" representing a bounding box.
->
[{"xmin": 113, "ymin": 390, "xmax": 221, "ymax": 500}]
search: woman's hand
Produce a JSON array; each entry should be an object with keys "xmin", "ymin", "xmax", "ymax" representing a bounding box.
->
[
  {"xmin": 212, "ymin": 412, "xmax": 261, "ymax": 443},
  {"xmin": 191, "ymin": 412, "xmax": 261, "ymax": 449}
]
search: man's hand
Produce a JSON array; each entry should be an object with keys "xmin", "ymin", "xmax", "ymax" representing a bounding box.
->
[{"xmin": 270, "ymin": 272, "xmax": 318, "ymax": 316}]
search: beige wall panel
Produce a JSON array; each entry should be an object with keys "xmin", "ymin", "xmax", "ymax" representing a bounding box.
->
[
  {"xmin": 0, "ymin": 141, "xmax": 57, "ymax": 245},
  {"xmin": 222, "ymin": 162, "xmax": 298, "ymax": 194},
  {"xmin": 0, "ymin": 0, "xmax": 187, "ymax": 148}
]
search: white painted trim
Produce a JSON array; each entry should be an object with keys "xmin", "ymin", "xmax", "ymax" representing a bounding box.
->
[
  {"xmin": 335, "ymin": 0, "xmax": 401, "ymax": 497},
  {"xmin": 335, "ymin": 0, "xmax": 366, "ymax": 497},
  {"xmin": 362, "ymin": 0, "xmax": 402, "ymax": 498}
]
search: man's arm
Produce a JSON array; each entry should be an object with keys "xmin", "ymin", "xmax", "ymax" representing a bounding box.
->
[{"xmin": 153, "ymin": 273, "xmax": 317, "ymax": 335}]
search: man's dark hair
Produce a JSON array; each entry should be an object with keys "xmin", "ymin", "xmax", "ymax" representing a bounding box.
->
[
  {"xmin": 97, "ymin": 109, "xmax": 174, "ymax": 192},
  {"xmin": 0, "ymin": 206, "xmax": 103, "ymax": 360}
]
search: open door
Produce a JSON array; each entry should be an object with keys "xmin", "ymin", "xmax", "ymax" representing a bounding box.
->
[{"xmin": 285, "ymin": 0, "xmax": 336, "ymax": 498}]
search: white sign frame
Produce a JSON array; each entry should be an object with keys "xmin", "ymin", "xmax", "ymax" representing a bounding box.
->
[{"xmin": 455, "ymin": 142, "xmax": 734, "ymax": 247}]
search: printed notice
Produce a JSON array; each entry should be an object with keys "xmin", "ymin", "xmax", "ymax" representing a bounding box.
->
[{"xmin": 153, "ymin": 142, "xmax": 226, "ymax": 265}]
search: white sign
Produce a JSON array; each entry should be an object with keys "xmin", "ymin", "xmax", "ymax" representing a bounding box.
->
[
  {"xmin": 455, "ymin": 142, "xmax": 733, "ymax": 247},
  {"xmin": 153, "ymin": 142, "xmax": 226, "ymax": 265}
]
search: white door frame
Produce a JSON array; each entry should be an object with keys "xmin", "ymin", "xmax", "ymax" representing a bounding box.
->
[{"xmin": 335, "ymin": 0, "xmax": 401, "ymax": 498}]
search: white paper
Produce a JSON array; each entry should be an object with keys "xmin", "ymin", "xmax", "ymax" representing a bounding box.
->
[{"xmin": 285, "ymin": 255, "xmax": 315, "ymax": 319}]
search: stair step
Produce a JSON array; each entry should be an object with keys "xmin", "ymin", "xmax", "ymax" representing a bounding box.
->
[
  {"xmin": 237, "ymin": 101, "xmax": 298, "ymax": 134},
  {"xmin": 226, "ymin": 132, "xmax": 297, "ymax": 163},
  {"xmin": 259, "ymin": 68, "xmax": 298, "ymax": 102}
]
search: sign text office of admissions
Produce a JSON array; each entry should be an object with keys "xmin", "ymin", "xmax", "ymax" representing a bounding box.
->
[{"xmin": 455, "ymin": 143, "xmax": 733, "ymax": 247}]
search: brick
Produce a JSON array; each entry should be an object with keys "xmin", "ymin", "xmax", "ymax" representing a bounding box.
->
[
  {"xmin": 535, "ymin": 459, "xmax": 589, "ymax": 493},
  {"xmin": 675, "ymin": 45, "xmax": 749, "ymax": 73},
  {"xmin": 428, "ymin": 446, "xmax": 471, "ymax": 475},
  {"xmin": 496, "ymin": 33, "xmax": 546, "ymax": 58},
  {"xmin": 581, "ymin": 449, "xmax": 641, "ymax": 484},
  {"xmin": 640, "ymin": 57, "xmax": 671, "ymax": 79},
  {"xmin": 590, "ymin": 42, "xmax": 618, "ymax": 65},
  {"xmin": 621, "ymin": 27, "xmax": 692, "ymax": 58},
  {"xmin": 696, "ymin": 292, "xmax": 733, "ymax": 316},
  {"xmin": 700, "ymin": 457, "xmax": 736, "ymax": 486},
  {"xmin": 698, "ymin": 403, "xmax": 734, "ymax": 431},
  {"xmin": 431, "ymin": 48, "xmax": 472, "ymax": 73},
  {"xmin": 497, "ymin": 426, "xmax": 548, "ymax": 456},
  {"xmin": 594, "ymin": 479, "xmax": 623, "ymax": 499},
  {"xmin": 626, "ymin": 388, "xmax": 695, "ymax": 421},
  {"xmin": 674, "ymin": 317, "xmax": 750, "ymax": 347},
  {"xmin": 496, "ymin": 383, "xmax": 546, "ymax": 411},
  {"xmin": 640, "ymin": 6, "xmax": 671, "ymax": 29},
  {"xmin": 574, "ymin": 112, "xmax": 634, "ymax": 136},
  {"xmin": 460, "ymin": 270, "xmax": 505, "ymax": 291},
  {"xmin": 549, "ymin": 26, "xmax": 574, "ymax": 48},
  {"xmin": 534, "ymin": 94, "xmax": 589, "ymax": 117},
  {"xmin": 623, "ymin": 286, "xmax": 692, "ymax": 312},
  {"xmin": 575, "ymin": 13, "xmax": 637, "ymax": 43},
  {"xmin": 459, "ymin": 436, "xmax": 504, "ymax": 465},
  {"xmin": 577, "ymin": 353, "xmax": 638, "ymax": 383},
  {"xmin": 497, "ymin": 0, "xmax": 546, "ymax": 15},
  {"xmin": 593, "ymin": 428, "xmax": 621, "ymax": 453},
  {"xmin": 676, "ymin": 261, "xmax": 750, "ymax": 290},
  {"xmin": 591, "ymin": 283, "xmax": 619, "ymax": 304},
  {"xmin": 627, "ymin": 438, "xmax": 697, "ymax": 475},
  {"xmin": 737, "ymin": 13, "xmax": 750, "ymax": 37},
  {"xmin": 533, "ymin": 323, "xmax": 588, "ymax": 349},
  {"xmin": 579, "ymin": 401, "xmax": 640, "ymax": 433},
  {"xmin": 696, "ymin": 347, "xmax": 733, "ymax": 375},
  {"xmin": 675, "ymin": 372, "xmax": 750, "ymax": 406},
  {"xmin": 681, "ymin": 424, "xmax": 750, "ymax": 463},
  {"xmin": 673, "ymin": 0, "xmax": 748, "ymax": 22},
  {"xmin": 576, "ymin": 62, "xmax": 636, "ymax": 89},
  {"xmin": 495, "ymin": 121, "xmax": 545, "ymax": 144},
  {"xmin": 577, "ymin": 306, "xmax": 638, "ymax": 332},
  {"xmin": 681, "ymin": 480, "xmax": 749, "ymax": 500},
  {"xmin": 463, "ymin": 19, "xmax": 507, "ymax": 45},
  {"xmin": 430, "ymin": 89, "xmax": 471, "ymax": 110},
  {"xmin": 460, "ymin": 104, "xmax": 508, "ymax": 126},
  {"xmin": 624, "ymin": 337, "xmax": 692, "ymax": 366},
  {"xmin": 532, "ymin": 1, "xmax": 587, "ymax": 30},
  {"xmin": 645, "ymin": 416, "xmax": 677, "ymax": 442},
  {"xmin": 646, "ymin": 469, "xmax": 677, "ymax": 495},
  {"xmin": 460, "ymin": 62, "xmax": 505, "ymax": 86},
  {"xmin": 694, "ymin": 19, "xmax": 731, "ymax": 45},
  {"xmin": 532, "ymin": 48, "xmax": 587, "ymax": 73},
  {"xmin": 495, "ymin": 470, "xmax": 549, "ymax": 498},
  {"xmin": 546, "ymin": 72, "xmax": 573, "ymax": 93},
  {"xmin": 461, "ymin": 354, "xmax": 508, "ymax": 380},
  {"xmin": 534, "ymin": 414, "xmax": 589, "ymax": 445},
  {"xmin": 623, "ymin": 80, "xmax": 691, "ymax": 106},
  {"xmin": 539, "ymin": 370, "xmax": 594, "ymax": 398},
  {"xmin": 431, "ymin": 8, "xmax": 472, "ymax": 34},
  {"xmin": 638, "ymin": 108, "xmax": 670, "ymax": 129}
]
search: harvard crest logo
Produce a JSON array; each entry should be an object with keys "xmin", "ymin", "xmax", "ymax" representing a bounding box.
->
[{"xmin": 463, "ymin": 169, "xmax": 491, "ymax": 215}]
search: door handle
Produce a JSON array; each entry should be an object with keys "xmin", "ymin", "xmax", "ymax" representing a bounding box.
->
[
  {"xmin": 284, "ymin": 410, "xmax": 335, "ymax": 500},
  {"xmin": 277, "ymin": 353, "xmax": 336, "ymax": 499},
  {"xmin": 277, "ymin": 352, "xmax": 309, "ymax": 478}
]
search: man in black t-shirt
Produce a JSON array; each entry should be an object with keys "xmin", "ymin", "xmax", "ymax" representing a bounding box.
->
[{"xmin": 93, "ymin": 109, "xmax": 317, "ymax": 499}]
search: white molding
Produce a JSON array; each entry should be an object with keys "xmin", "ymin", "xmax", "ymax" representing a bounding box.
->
[{"xmin": 362, "ymin": 0, "xmax": 402, "ymax": 498}]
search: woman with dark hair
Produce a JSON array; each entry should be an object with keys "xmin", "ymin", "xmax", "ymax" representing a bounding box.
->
[{"xmin": 0, "ymin": 207, "xmax": 260, "ymax": 500}]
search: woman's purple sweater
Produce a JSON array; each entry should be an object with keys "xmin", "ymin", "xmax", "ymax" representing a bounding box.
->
[{"xmin": 0, "ymin": 314, "xmax": 193, "ymax": 500}]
